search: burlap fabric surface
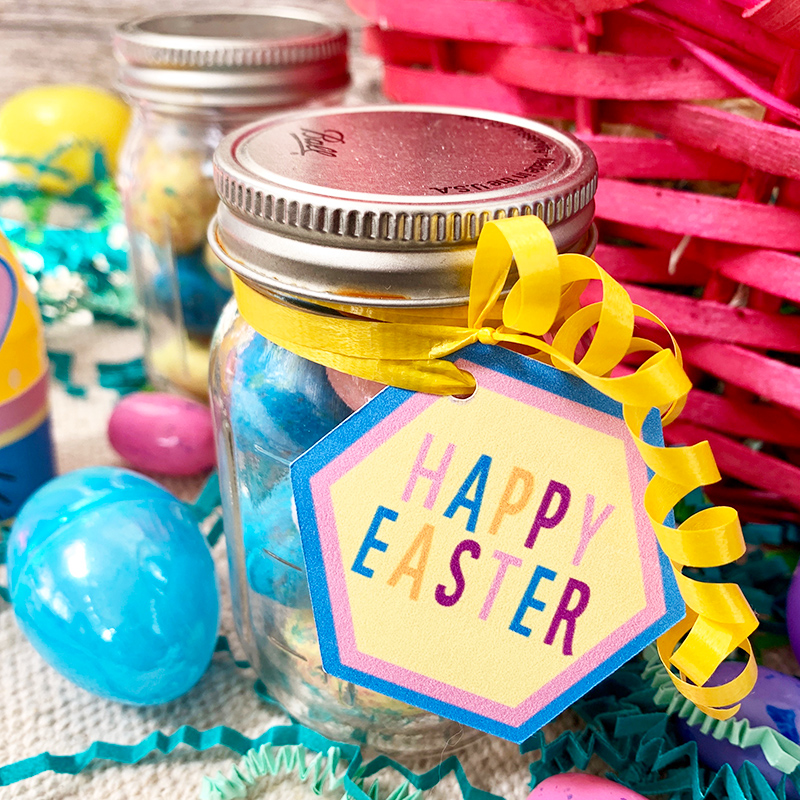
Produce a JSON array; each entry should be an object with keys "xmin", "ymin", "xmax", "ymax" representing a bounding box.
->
[
  {"xmin": 0, "ymin": 324, "xmax": 559, "ymax": 800},
  {"xmin": 2, "ymin": 324, "xmax": 796, "ymax": 800}
]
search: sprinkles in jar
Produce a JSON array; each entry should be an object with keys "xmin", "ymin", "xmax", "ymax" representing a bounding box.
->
[{"xmin": 114, "ymin": 10, "xmax": 349, "ymax": 397}]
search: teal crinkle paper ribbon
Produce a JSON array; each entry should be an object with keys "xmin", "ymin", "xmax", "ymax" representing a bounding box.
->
[
  {"xmin": 1, "ymin": 477, "xmax": 799, "ymax": 798},
  {"xmin": 47, "ymin": 350, "xmax": 148, "ymax": 398},
  {"xmin": 0, "ymin": 148, "xmax": 135, "ymax": 326},
  {"xmin": 0, "ymin": 475, "xmax": 498, "ymax": 800},
  {"xmin": 526, "ymin": 650, "xmax": 800, "ymax": 800}
]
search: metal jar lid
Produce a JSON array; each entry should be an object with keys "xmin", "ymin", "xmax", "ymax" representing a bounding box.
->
[
  {"xmin": 114, "ymin": 10, "xmax": 349, "ymax": 108},
  {"xmin": 210, "ymin": 105, "xmax": 598, "ymax": 307}
]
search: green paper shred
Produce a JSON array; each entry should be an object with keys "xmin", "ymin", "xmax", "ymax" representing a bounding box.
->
[
  {"xmin": 96, "ymin": 358, "xmax": 147, "ymax": 395},
  {"xmin": 0, "ymin": 147, "xmax": 134, "ymax": 326},
  {"xmin": 200, "ymin": 744, "xmax": 350, "ymax": 799},
  {"xmin": 200, "ymin": 742, "xmax": 424, "ymax": 800},
  {"xmin": 0, "ymin": 718, "xmax": 502, "ymax": 800},
  {"xmin": 47, "ymin": 353, "xmax": 149, "ymax": 397},
  {"xmin": 213, "ymin": 637, "xmax": 253, "ymax": 673},
  {"xmin": 525, "ymin": 650, "xmax": 800, "ymax": 800},
  {"xmin": 192, "ymin": 472, "xmax": 225, "ymax": 548},
  {"xmin": 643, "ymin": 647, "xmax": 800, "ymax": 779},
  {"xmin": 673, "ymin": 489, "xmax": 710, "ymax": 526},
  {"xmin": 47, "ymin": 350, "xmax": 87, "ymax": 397},
  {"xmin": 0, "ymin": 522, "xmax": 10, "ymax": 603}
]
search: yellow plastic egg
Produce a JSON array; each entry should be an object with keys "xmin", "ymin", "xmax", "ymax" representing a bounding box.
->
[{"xmin": 0, "ymin": 85, "xmax": 130, "ymax": 193}]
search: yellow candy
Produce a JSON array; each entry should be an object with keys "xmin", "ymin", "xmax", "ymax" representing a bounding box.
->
[
  {"xmin": 150, "ymin": 336, "xmax": 210, "ymax": 400},
  {"xmin": 130, "ymin": 143, "xmax": 218, "ymax": 254},
  {"xmin": 0, "ymin": 85, "xmax": 130, "ymax": 194}
]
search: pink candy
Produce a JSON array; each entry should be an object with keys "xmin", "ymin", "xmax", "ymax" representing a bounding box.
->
[
  {"xmin": 528, "ymin": 774, "xmax": 648, "ymax": 800},
  {"xmin": 108, "ymin": 392, "xmax": 215, "ymax": 476}
]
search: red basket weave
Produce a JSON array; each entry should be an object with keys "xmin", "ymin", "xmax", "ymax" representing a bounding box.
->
[{"xmin": 349, "ymin": 0, "xmax": 800, "ymax": 524}]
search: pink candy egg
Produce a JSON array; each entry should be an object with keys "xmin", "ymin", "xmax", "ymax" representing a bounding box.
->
[
  {"xmin": 528, "ymin": 774, "xmax": 648, "ymax": 800},
  {"xmin": 108, "ymin": 392, "xmax": 215, "ymax": 476},
  {"xmin": 326, "ymin": 367, "xmax": 383, "ymax": 411}
]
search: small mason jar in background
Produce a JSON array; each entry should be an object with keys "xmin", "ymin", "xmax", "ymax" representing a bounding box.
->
[
  {"xmin": 114, "ymin": 10, "xmax": 350, "ymax": 398},
  {"xmin": 208, "ymin": 105, "xmax": 598, "ymax": 754}
]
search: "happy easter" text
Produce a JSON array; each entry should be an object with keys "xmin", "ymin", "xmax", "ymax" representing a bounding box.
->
[{"xmin": 350, "ymin": 433, "xmax": 616, "ymax": 657}]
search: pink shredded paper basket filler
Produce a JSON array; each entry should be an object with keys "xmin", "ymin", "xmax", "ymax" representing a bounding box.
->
[{"xmin": 349, "ymin": 0, "xmax": 800, "ymax": 524}]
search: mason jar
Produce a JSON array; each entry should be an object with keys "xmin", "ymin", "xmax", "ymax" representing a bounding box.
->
[
  {"xmin": 114, "ymin": 10, "xmax": 350, "ymax": 398},
  {"xmin": 208, "ymin": 106, "xmax": 598, "ymax": 753}
]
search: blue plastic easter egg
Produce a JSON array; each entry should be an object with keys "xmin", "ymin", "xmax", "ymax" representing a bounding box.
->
[
  {"xmin": 153, "ymin": 248, "xmax": 231, "ymax": 338},
  {"xmin": 677, "ymin": 664, "xmax": 800, "ymax": 798},
  {"xmin": 7, "ymin": 467, "xmax": 219, "ymax": 705}
]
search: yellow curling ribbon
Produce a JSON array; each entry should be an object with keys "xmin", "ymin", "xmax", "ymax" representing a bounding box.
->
[{"xmin": 230, "ymin": 215, "xmax": 758, "ymax": 719}]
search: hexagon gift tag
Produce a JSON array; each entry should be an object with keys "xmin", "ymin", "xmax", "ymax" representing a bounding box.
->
[{"xmin": 291, "ymin": 343, "xmax": 685, "ymax": 743}]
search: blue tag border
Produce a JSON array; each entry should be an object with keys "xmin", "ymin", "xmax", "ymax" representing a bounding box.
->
[{"xmin": 291, "ymin": 343, "xmax": 685, "ymax": 744}]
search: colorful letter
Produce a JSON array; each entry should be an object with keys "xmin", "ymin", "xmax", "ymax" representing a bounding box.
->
[
  {"xmin": 435, "ymin": 539, "xmax": 481, "ymax": 607},
  {"xmin": 525, "ymin": 480, "xmax": 571, "ymax": 549},
  {"xmin": 387, "ymin": 523, "xmax": 434, "ymax": 600},
  {"xmin": 402, "ymin": 433, "xmax": 456, "ymax": 510},
  {"xmin": 443, "ymin": 454, "xmax": 492, "ymax": 533},
  {"xmin": 544, "ymin": 578, "xmax": 591, "ymax": 656},
  {"xmin": 479, "ymin": 549, "xmax": 523, "ymax": 621},
  {"xmin": 509, "ymin": 565, "xmax": 557, "ymax": 637},
  {"xmin": 352, "ymin": 505, "xmax": 397, "ymax": 578},
  {"xmin": 488, "ymin": 467, "xmax": 535, "ymax": 536},
  {"xmin": 572, "ymin": 495, "xmax": 615, "ymax": 567}
]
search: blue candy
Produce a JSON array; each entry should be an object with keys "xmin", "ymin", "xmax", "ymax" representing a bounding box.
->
[
  {"xmin": 7, "ymin": 467, "xmax": 219, "ymax": 705},
  {"xmin": 232, "ymin": 332, "xmax": 349, "ymax": 465},
  {"xmin": 153, "ymin": 248, "xmax": 231, "ymax": 338},
  {"xmin": 228, "ymin": 334, "xmax": 349, "ymax": 606},
  {"xmin": 243, "ymin": 473, "xmax": 309, "ymax": 607}
]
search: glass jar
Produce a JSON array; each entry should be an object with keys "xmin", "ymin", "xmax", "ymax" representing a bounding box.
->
[
  {"xmin": 114, "ymin": 10, "xmax": 350, "ymax": 398},
  {"xmin": 209, "ymin": 106, "xmax": 598, "ymax": 753}
]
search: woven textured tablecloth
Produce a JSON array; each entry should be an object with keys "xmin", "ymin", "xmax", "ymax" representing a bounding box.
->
[
  {"xmin": 4, "ymin": 322, "xmax": 800, "ymax": 800},
  {"xmin": 0, "ymin": 322, "xmax": 566, "ymax": 800}
]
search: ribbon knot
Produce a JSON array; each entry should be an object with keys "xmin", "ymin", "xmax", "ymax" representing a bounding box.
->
[
  {"xmin": 476, "ymin": 327, "xmax": 497, "ymax": 346},
  {"xmin": 230, "ymin": 214, "xmax": 758, "ymax": 720}
]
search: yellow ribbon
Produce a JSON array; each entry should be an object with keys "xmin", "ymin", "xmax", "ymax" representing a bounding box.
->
[{"xmin": 230, "ymin": 215, "xmax": 758, "ymax": 719}]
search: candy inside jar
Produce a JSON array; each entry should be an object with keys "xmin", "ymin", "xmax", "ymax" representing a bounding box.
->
[
  {"xmin": 114, "ymin": 10, "xmax": 350, "ymax": 398},
  {"xmin": 122, "ymin": 119, "xmax": 234, "ymax": 396},
  {"xmin": 209, "ymin": 105, "xmax": 599, "ymax": 753}
]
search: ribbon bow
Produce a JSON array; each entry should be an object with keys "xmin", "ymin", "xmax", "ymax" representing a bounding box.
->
[{"xmin": 231, "ymin": 214, "xmax": 758, "ymax": 719}]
